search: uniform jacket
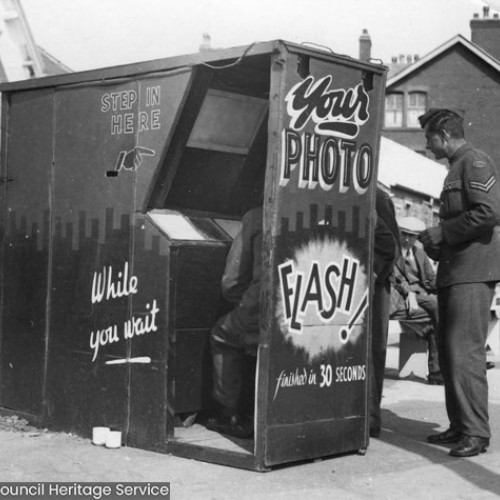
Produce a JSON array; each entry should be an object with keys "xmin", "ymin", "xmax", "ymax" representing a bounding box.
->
[
  {"xmin": 437, "ymin": 144, "xmax": 500, "ymax": 288},
  {"xmin": 393, "ymin": 245, "xmax": 436, "ymax": 297}
]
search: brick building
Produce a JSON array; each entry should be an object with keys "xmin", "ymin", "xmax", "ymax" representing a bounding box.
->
[
  {"xmin": 384, "ymin": 6, "xmax": 500, "ymax": 162},
  {"xmin": 362, "ymin": 7, "xmax": 500, "ymax": 225}
]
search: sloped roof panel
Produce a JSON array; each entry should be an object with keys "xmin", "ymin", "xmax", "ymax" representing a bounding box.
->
[
  {"xmin": 378, "ymin": 137, "xmax": 447, "ymax": 199},
  {"xmin": 387, "ymin": 34, "xmax": 500, "ymax": 88}
]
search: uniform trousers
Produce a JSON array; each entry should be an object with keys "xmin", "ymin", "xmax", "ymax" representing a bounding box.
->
[{"xmin": 437, "ymin": 282, "xmax": 495, "ymax": 439}]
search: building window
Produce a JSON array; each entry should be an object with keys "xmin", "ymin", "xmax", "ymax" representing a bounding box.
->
[
  {"xmin": 384, "ymin": 90, "xmax": 428, "ymax": 128},
  {"xmin": 385, "ymin": 93, "xmax": 403, "ymax": 127},
  {"xmin": 407, "ymin": 92, "xmax": 427, "ymax": 128}
]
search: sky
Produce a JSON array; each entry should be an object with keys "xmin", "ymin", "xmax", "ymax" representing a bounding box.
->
[{"xmin": 20, "ymin": 0, "xmax": 500, "ymax": 72}]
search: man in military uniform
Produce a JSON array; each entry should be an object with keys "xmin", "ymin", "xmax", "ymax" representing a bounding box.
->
[{"xmin": 418, "ymin": 109, "xmax": 500, "ymax": 457}]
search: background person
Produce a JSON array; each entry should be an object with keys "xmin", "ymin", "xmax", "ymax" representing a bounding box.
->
[
  {"xmin": 392, "ymin": 216, "xmax": 443, "ymax": 385},
  {"xmin": 369, "ymin": 188, "xmax": 401, "ymax": 438}
]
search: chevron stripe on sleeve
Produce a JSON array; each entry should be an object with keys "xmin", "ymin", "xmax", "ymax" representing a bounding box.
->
[{"xmin": 469, "ymin": 175, "xmax": 496, "ymax": 192}]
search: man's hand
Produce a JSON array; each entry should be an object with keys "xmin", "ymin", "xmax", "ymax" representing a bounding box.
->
[
  {"xmin": 405, "ymin": 291, "xmax": 420, "ymax": 316},
  {"xmin": 418, "ymin": 226, "xmax": 443, "ymax": 247},
  {"xmin": 419, "ymin": 226, "xmax": 443, "ymax": 247},
  {"xmin": 419, "ymin": 226, "xmax": 442, "ymax": 261}
]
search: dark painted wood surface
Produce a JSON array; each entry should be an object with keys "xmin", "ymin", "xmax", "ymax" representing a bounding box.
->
[
  {"xmin": 0, "ymin": 89, "xmax": 53, "ymax": 415},
  {"xmin": 0, "ymin": 41, "xmax": 386, "ymax": 469},
  {"xmin": 256, "ymin": 49, "xmax": 386, "ymax": 467}
]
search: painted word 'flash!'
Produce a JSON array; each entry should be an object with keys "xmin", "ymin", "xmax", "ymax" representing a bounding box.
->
[
  {"xmin": 279, "ymin": 255, "xmax": 359, "ymax": 335},
  {"xmin": 276, "ymin": 239, "xmax": 369, "ymax": 359}
]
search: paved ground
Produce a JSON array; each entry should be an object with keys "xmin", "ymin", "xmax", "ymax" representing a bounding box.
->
[{"xmin": 1, "ymin": 335, "xmax": 500, "ymax": 499}]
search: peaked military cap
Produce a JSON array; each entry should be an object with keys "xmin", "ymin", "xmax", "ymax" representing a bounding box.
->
[{"xmin": 418, "ymin": 108, "xmax": 462, "ymax": 128}]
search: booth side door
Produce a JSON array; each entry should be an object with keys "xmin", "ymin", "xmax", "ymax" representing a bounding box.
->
[{"xmin": 257, "ymin": 49, "xmax": 387, "ymax": 467}]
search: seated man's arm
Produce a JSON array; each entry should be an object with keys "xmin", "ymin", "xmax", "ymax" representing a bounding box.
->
[
  {"xmin": 221, "ymin": 207, "xmax": 263, "ymax": 304},
  {"xmin": 221, "ymin": 230, "xmax": 251, "ymax": 304},
  {"xmin": 392, "ymin": 263, "xmax": 411, "ymax": 297},
  {"xmin": 421, "ymin": 253, "xmax": 437, "ymax": 292}
]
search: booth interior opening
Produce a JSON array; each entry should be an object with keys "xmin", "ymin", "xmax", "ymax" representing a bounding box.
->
[{"xmin": 146, "ymin": 56, "xmax": 271, "ymax": 456}]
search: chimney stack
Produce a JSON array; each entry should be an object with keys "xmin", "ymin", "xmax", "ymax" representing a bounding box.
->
[
  {"xmin": 359, "ymin": 29, "xmax": 371, "ymax": 62},
  {"xmin": 471, "ymin": 8, "xmax": 500, "ymax": 60},
  {"xmin": 199, "ymin": 33, "xmax": 212, "ymax": 52}
]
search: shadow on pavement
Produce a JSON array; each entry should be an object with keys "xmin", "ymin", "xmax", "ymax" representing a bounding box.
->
[{"xmin": 378, "ymin": 406, "xmax": 500, "ymax": 496}]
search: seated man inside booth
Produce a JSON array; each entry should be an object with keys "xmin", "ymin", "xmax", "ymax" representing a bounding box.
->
[{"xmin": 206, "ymin": 203, "xmax": 263, "ymax": 439}]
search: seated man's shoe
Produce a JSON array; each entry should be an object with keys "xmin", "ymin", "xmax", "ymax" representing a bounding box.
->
[
  {"xmin": 427, "ymin": 371, "xmax": 444, "ymax": 385},
  {"xmin": 206, "ymin": 414, "xmax": 254, "ymax": 439},
  {"xmin": 486, "ymin": 361, "xmax": 495, "ymax": 370},
  {"xmin": 449, "ymin": 435, "xmax": 489, "ymax": 457},
  {"xmin": 427, "ymin": 428, "xmax": 462, "ymax": 444}
]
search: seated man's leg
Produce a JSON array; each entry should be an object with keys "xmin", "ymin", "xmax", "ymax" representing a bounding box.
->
[
  {"xmin": 210, "ymin": 317, "xmax": 244, "ymax": 413},
  {"xmin": 415, "ymin": 290, "xmax": 438, "ymax": 327},
  {"xmin": 207, "ymin": 302, "xmax": 258, "ymax": 438},
  {"xmin": 211, "ymin": 292, "xmax": 260, "ymax": 412},
  {"xmin": 415, "ymin": 291, "xmax": 442, "ymax": 383},
  {"xmin": 425, "ymin": 329, "xmax": 442, "ymax": 384}
]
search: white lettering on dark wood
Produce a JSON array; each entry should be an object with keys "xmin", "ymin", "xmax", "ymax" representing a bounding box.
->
[{"xmin": 89, "ymin": 261, "xmax": 160, "ymax": 362}]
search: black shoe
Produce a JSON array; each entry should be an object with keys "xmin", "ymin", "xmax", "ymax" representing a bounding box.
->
[
  {"xmin": 427, "ymin": 372, "xmax": 444, "ymax": 385},
  {"xmin": 449, "ymin": 435, "xmax": 489, "ymax": 457},
  {"xmin": 427, "ymin": 428, "xmax": 462, "ymax": 444},
  {"xmin": 487, "ymin": 361, "xmax": 495, "ymax": 370},
  {"xmin": 206, "ymin": 414, "xmax": 254, "ymax": 439}
]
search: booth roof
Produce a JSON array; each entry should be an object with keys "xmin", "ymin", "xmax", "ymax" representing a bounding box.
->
[
  {"xmin": 378, "ymin": 136, "xmax": 447, "ymax": 200},
  {"xmin": 0, "ymin": 40, "xmax": 385, "ymax": 93}
]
